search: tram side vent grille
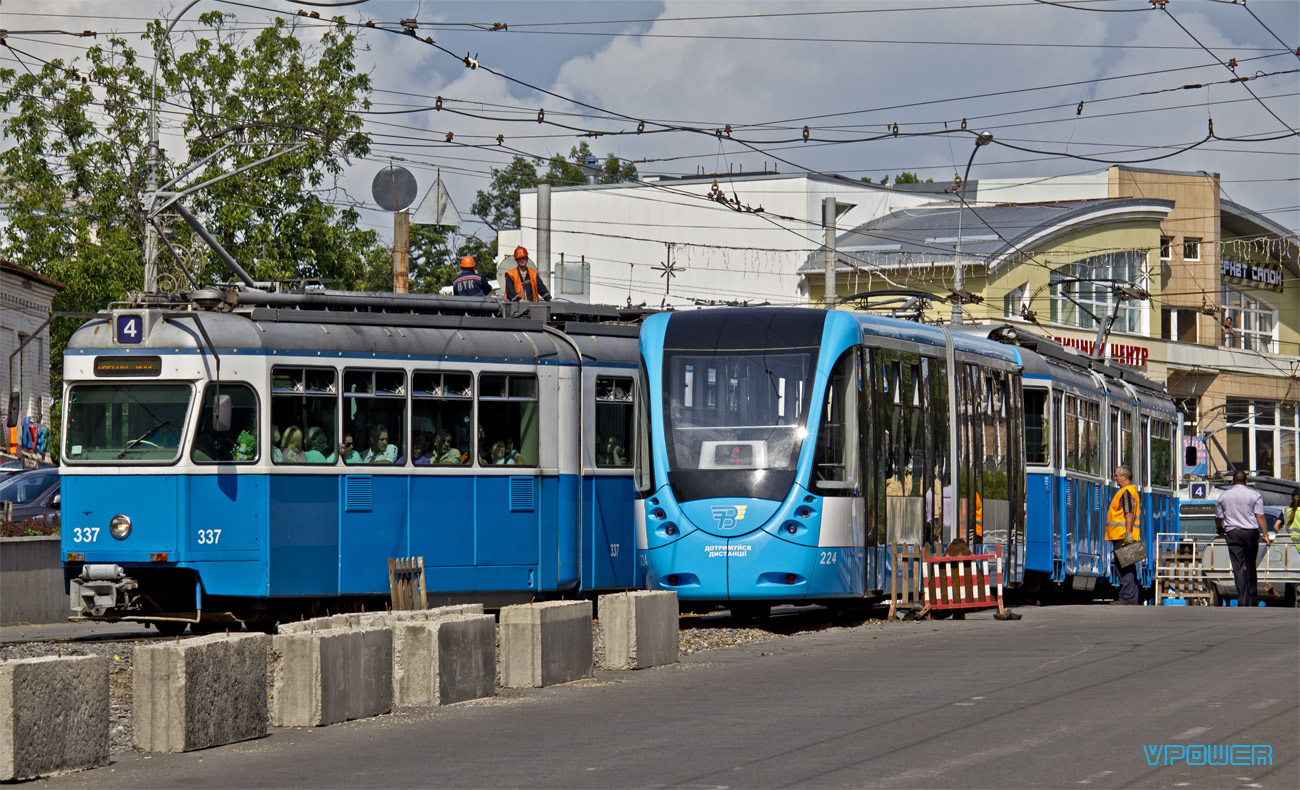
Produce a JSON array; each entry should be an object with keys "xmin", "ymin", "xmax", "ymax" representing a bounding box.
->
[
  {"xmin": 345, "ymin": 476, "xmax": 373, "ymax": 512},
  {"xmin": 509, "ymin": 477, "xmax": 536, "ymax": 512}
]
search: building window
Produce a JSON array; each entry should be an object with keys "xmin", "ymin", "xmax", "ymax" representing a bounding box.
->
[
  {"xmin": 1160, "ymin": 307, "xmax": 1198, "ymax": 343},
  {"xmin": 1159, "ymin": 236, "xmax": 1174, "ymax": 260},
  {"xmin": 1048, "ymin": 251, "xmax": 1146, "ymax": 333},
  {"xmin": 1183, "ymin": 237, "xmax": 1201, "ymax": 261},
  {"xmin": 1222, "ymin": 398, "xmax": 1300, "ymax": 480},
  {"xmin": 1003, "ymin": 285, "xmax": 1026, "ymax": 319},
  {"xmin": 1221, "ymin": 289, "xmax": 1276, "ymax": 353}
]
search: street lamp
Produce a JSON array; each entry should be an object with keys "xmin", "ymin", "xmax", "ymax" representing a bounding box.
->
[
  {"xmin": 951, "ymin": 130, "xmax": 994, "ymax": 324},
  {"xmin": 144, "ymin": 0, "xmax": 203, "ymax": 293}
]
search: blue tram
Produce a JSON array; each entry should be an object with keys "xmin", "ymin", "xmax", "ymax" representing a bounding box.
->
[
  {"xmin": 60, "ymin": 290, "xmax": 643, "ymax": 632},
  {"xmin": 634, "ymin": 308, "xmax": 1178, "ymax": 611},
  {"xmin": 986, "ymin": 327, "xmax": 1179, "ymax": 599}
]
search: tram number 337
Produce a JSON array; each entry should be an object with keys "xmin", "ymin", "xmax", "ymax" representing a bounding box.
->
[
  {"xmin": 819, "ymin": 551, "xmax": 836, "ymax": 565},
  {"xmin": 196, "ymin": 529, "xmax": 222, "ymax": 545},
  {"xmin": 72, "ymin": 527, "xmax": 100, "ymax": 542}
]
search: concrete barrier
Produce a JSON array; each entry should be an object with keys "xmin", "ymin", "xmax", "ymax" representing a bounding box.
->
[
  {"xmin": 277, "ymin": 603, "xmax": 484, "ymax": 635},
  {"xmin": 393, "ymin": 614, "xmax": 495, "ymax": 707},
  {"xmin": 271, "ymin": 627, "xmax": 392, "ymax": 727},
  {"xmin": 500, "ymin": 600, "xmax": 592, "ymax": 688},
  {"xmin": 133, "ymin": 633, "xmax": 268, "ymax": 752},
  {"xmin": 599, "ymin": 591, "xmax": 679, "ymax": 670},
  {"xmin": 0, "ymin": 655, "xmax": 108, "ymax": 781},
  {"xmin": 0, "ymin": 536, "xmax": 65, "ymax": 626}
]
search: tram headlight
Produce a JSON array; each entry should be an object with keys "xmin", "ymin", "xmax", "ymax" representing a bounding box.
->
[{"xmin": 109, "ymin": 514, "xmax": 132, "ymax": 540}]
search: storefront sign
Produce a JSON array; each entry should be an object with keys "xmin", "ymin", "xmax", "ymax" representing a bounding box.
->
[
  {"xmin": 1221, "ymin": 258, "xmax": 1283, "ymax": 293},
  {"xmin": 1050, "ymin": 336, "xmax": 1150, "ymax": 367}
]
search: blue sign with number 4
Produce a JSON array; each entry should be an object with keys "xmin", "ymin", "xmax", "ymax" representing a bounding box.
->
[{"xmin": 116, "ymin": 314, "xmax": 142, "ymax": 344}]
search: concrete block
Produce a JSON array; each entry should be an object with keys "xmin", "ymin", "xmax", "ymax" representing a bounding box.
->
[
  {"xmin": 0, "ymin": 655, "xmax": 108, "ymax": 781},
  {"xmin": 359, "ymin": 603, "xmax": 485, "ymax": 630},
  {"xmin": 133, "ymin": 633, "xmax": 268, "ymax": 752},
  {"xmin": 393, "ymin": 614, "xmax": 495, "ymax": 707},
  {"xmin": 0, "ymin": 536, "xmax": 65, "ymax": 626},
  {"xmin": 271, "ymin": 627, "xmax": 392, "ymax": 727},
  {"xmin": 500, "ymin": 601, "xmax": 593, "ymax": 688},
  {"xmin": 277, "ymin": 604, "xmax": 484, "ymax": 634},
  {"xmin": 600, "ymin": 591, "xmax": 679, "ymax": 670}
]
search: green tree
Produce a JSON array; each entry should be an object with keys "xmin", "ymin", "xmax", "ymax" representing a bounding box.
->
[
  {"xmin": 471, "ymin": 143, "xmax": 637, "ymax": 233},
  {"xmin": 863, "ymin": 171, "xmax": 933, "ymax": 185},
  {"xmin": 0, "ymin": 12, "xmax": 382, "ymax": 386}
]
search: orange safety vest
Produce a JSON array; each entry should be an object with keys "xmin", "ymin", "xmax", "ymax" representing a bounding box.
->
[
  {"xmin": 1106, "ymin": 484, "xmax": 1140, "ymax": 541},
  {"xmin": 504, "ymin": 266, "xmax": 541, "ymax": 301},
  {"xmin": 975, "ymin": 492, "xmax": 983, "ymax": 538}
]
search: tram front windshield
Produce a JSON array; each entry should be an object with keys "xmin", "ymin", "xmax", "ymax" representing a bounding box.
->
[
  {"xmin": 64, "ymin": 384, "xmax": 191, "ymax": 462},
  {"xmin": 663, "ymin": 350, "xmax": 816, "ymax": 501}
]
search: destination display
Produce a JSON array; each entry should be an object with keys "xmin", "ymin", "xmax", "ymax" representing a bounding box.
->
[{"xmin": 93, "ymin": 356, "xmax": 162, "ymax": 377}]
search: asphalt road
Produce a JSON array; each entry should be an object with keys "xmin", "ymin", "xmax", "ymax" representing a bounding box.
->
[{"xmin": 35, "ymin": 606, "xmax": 1298, "ymax": 790}]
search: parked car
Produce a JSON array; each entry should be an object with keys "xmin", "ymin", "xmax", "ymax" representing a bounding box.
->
[
  {"xmin": 0, "ymin": 459, "xmax": 55, "ymax": 483},
  {"xmin": 0, "ymin": 467, "xmax": 60, "ymax": 523}
]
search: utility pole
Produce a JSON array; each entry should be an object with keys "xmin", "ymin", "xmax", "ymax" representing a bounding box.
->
[
  {"xmin": 537, "ymin": 183, "xmax": 552, "ymax": 286},
  {"xmin": 392, "ymin": 210, "xmax": 410, "ymax": 293},
  {"xmin": 823, "ymin": 196, "xmax": 837, "ymax": 310},
  {"xmin": 144, "ymin": 0, "xmax": 203, "ymax": 293},
  {"xmin": 952, "ymin": 130, "xmax": 994, "ymax": 324}
]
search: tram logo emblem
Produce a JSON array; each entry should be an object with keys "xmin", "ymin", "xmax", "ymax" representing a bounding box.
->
[{"xmin": 711, "ymin": 505, "xmax": 747, "ymax": 530}]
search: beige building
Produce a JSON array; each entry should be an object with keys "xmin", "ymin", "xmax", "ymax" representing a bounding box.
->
[{"xmin": 826, "ymin": 165, "xmax": 1300, "ymax": 481}]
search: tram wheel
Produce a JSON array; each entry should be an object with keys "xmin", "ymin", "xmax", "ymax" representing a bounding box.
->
[
  {"xmin": 1209, "ymin": 586, "xmax": 1223, "ymax": 607},
  {"xmin": 152, "ymin": 621, "xmax": 188, "ymax": 637}
]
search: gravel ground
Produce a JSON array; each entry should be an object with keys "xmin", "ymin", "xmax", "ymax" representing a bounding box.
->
[{"xmin": 0, "ymin": 616, "xmax": 800, "ymax": 755}]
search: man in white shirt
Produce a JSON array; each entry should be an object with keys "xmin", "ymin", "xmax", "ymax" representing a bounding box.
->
[{"xmin": 1214, "ymin": 471, "xmax": 1273, "ymax": 607}]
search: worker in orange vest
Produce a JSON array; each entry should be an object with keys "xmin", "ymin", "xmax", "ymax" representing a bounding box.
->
[
  {"xmin": 503, "ymin": 246, "xmax": 551, "ymax": 302},
  {"xmin": 1107, "ymin": 465, "xmax": 1141, "ymax": 605}
]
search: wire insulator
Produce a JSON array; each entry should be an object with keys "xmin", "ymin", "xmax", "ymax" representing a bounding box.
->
[{"xmin": 537, "ymin": 108, "xmax": 545, "ymax": 123}]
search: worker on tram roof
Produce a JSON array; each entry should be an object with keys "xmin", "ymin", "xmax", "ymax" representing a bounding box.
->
[
  {"xmin": 503, "ymin": 246, "xmax": 551, "ymax": 302},
  {"xmin": 452, "ymin": 255, "xmax": 493, "ymax": 297}
]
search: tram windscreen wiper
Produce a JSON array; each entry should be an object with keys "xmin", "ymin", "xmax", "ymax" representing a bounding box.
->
[{"xmin": 117, "ymin": 420, "xmax": 170, "ymax": 458}]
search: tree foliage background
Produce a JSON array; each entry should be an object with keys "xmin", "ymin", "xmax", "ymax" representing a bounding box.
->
[{"xmin": 0, "ymin": 12, "xmax": 387, "ymax": 385}]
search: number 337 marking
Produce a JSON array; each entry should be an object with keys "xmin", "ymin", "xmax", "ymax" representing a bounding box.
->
[
  {"xmin": 196, "ymin": 529, "xmax": 222, "ymax": 545},
  {"xmin": 73, "ymin": 527, "xmax": 99, "ymax": 543}
]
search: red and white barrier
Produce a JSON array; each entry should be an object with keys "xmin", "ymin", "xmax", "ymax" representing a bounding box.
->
[{"xmin": 921, "ymin": 544, "xmax": 1009, "ymax": 616}]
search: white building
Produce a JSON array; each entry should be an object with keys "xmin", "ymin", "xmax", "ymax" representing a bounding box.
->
[
  {"xmin": 1, "ymin": 260, "xmax": 64, "ymax": 433},
  {"xmin": 507, "ymin": 173, "xmax": 944, "ymax": 308}
]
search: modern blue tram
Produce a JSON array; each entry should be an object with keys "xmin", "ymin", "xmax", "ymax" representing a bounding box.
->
[
  {"xmin": 60, "ymin": 290, "xmax": 643, "ymax": 632},
  {"xmin": 634, "ymin": 308, "xmax": 1178, "ymax": 612}
]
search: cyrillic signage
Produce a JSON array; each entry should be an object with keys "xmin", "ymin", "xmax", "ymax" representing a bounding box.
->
[
  {"xmin": 1050, "ymin": 336, "xmax": 1149, "ymax": 367},
  {"xmin": 1221, "ymin": 258, "xmax": 1283, "ymax": 293}
]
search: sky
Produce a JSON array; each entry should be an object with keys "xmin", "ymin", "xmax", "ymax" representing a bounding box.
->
[{"xmin": 3, "ymin": 0, "xmax": 1298, "ymax": 253}]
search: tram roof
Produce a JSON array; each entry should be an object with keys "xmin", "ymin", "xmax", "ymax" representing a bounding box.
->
[{"xmin": 65, "ymin": 300, "xmax": 641, "ymax": 366}]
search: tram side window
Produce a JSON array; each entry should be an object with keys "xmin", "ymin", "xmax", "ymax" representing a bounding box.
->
[
  {"xmin": 1151, "ymin": 419, "xmax": 1174, "ymax": 489},
  {"xmin": 270, "ymin": 367, "xmax": 337, "ymax": 464},
  {"xmin": 813, "ymin": 349, "xmax": 859, "ymax": 494},
  {"xmin": 595, "ymin": 376, "xmax": 633, "ymax": 468},
  {"xmin": 412, "ymin": 371, "xmax": 472, "ymax": 466},
  {"xmin": 1082, "ymin": 400, "xmax": 1101, "ymax": 475},
  {"xmin": 343, "ymin": 370, "xmax": 406, "ymax": 465},
  {"xmin": 1023, "ymin": 388, "xmax": 1048, "ymax": 465},
  {"xmin": 1110, "ymin": 408, "xmax": 1133, "ymax": 474},
  {"xmin": 192, "ymin": 383, "xmax": 258, "ymax": 463},
  {"xmin": 478, "ymin": 373, "xmax": 538, "ymax": 466}
]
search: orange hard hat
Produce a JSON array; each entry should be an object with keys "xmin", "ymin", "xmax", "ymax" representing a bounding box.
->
[
  {"xmin": 459, "ymin": 255, "xmax": 476, "ymax": 269},
  {"xmin": 513, "ymin": 246, "xmax": 529, "ymax": 260}
]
